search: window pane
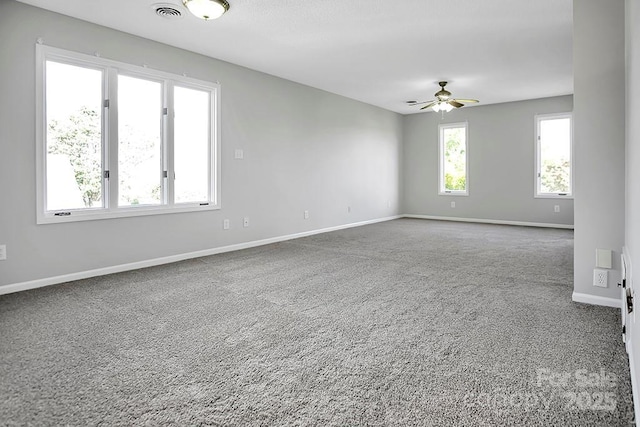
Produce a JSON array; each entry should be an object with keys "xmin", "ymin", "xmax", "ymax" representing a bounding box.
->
[
  {"xmin": 540, "ymin": 117, "xmax": 571, "ymax": 194},
  {"xmin": 174, "ymin": 86, "xmax": 210, "ymax": 204},
  {"xmin": 442, "ymin": 127, "xmax": 467, "ymax": 191},
  {"xmin": 46, "ymin": 61, "xmax": 103, "ymax": 211},
  {"xmin": 118, "ymin": 75, "xmax": 163, "ymax": 206}
]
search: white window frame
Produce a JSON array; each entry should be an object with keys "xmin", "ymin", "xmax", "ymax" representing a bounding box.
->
[
  {"xmin": 438, "ymin": 122, "xmax": 469, "ymax": 196},
  {"xmin": 534, "ymin": 112, "xmax": 573, "ymax": 199},
  {"xmin": 36, "ymin": 45, "xmax": 221, "ymax": 224}
]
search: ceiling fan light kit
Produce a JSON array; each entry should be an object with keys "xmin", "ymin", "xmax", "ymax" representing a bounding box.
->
[
  {"xmin": 410, "ymin": 81, "xmax": 479, "ymax": 115},
  {"xmin": 432, "ymin": 102, "xmax": 454, "ymax": 113},
  {"xmin": 183, "ymin": 0, "xmax": 229, "ymax": 20}
]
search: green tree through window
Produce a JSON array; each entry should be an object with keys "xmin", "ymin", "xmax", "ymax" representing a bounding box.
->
[
  {"xmin": 440, "ymin": 123, "xmax": 468, "ymax": 194},
  {"xmin": 443, "ymin": 127, "xmax": 466, "ymax": 191},
  {"xmin": 47, "ymin": 107, "xmax": 102, "ymax": 208},
  {"xmin": 536, "ymin": 114, "xmax": 572, "ymax": 196}
]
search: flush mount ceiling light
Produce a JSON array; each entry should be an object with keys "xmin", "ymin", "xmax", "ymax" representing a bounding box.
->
[{"xmin": 182, "ymin": 0, "xmax": 229, "ymax": 20}]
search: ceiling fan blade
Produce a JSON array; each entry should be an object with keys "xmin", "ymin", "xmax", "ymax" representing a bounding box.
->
[
  {"xmin": 448, "ymin": 100, "xmax": 464, "ymax": 108},
  {"xmin": 407, "ymin": 100, "xmax": 433, "ymax": 106},
  {"xmin": 420, "ymin": 101, "xmax": 438, "ymax": 110},
  {"xmin": 453, "ymin": 99, "xmax": 479, "ymax": 104}
]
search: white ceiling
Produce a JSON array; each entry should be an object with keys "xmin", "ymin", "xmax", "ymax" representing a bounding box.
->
[{"xmin": 16, "ymin": 0, "xmax": 573, "ymax": 115}]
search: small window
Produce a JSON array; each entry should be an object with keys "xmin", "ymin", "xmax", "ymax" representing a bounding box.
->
[
  {"xmin": 439, "ymin": 122, "xmax": 468, "ymax": 195},
  {"xmin": 36, "ymin": 45, "xmax": 220, "ymax": 223},
  {"xmin": 535, "ymin": 113, "xmax": 572, "ymax": 198}
]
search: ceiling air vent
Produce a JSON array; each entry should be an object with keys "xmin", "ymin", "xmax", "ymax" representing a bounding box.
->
[{"xmin": 154, "ymin": 4, "xmax": 183, "ymax": 19}]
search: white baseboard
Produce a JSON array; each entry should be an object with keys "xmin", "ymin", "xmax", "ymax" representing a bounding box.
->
[
  {"xmin": 571, "ymin": 292, "xmax": 622, "ymax": 308},
  {"xmin": 403, "ymin": 214, "xmax": 574, "ymax": 230},
  {"xmin": 0, "ymin": 215, "xmax": 402, "ymax": 296}
]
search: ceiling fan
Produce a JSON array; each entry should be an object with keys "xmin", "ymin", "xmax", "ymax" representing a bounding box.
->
[{"xmin": 407, "ymin": 81, "xmax": 479, "ymax": 112}]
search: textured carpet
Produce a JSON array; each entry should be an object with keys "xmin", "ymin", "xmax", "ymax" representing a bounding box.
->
[{"xmin": 0, "ymin": 219, "xmax": 634, "ymax": 426}]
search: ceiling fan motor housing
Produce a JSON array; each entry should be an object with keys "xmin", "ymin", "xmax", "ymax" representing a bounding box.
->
[
  {"xmin": 436, "ymin": 89, "xmax": 451, "ymax": 100},
  {"xmin": 436, "ymin": 81, "xmax": 451, "ymax": 99}
]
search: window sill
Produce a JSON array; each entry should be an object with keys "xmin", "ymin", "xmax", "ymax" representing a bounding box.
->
[
  {"xmin": 534, "ymin": 194, "xmax": 574, "ymax": 200},
  {"xmin": 439, "ymin": 191, "xmax": 469, "ymax": 197},
  {"xmin": 37, "ymin": 203, "xmax": 220, "ymax": 225}
]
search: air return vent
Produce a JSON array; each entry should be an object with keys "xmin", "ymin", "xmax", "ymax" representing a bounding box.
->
[{"xmin": 154, "ymin": 4, "xmax": 183, "ymax": 19}]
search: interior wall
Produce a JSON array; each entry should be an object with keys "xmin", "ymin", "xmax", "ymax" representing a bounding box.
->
[
  {"xmin": 402, "ymin": 96, "xmax": 574, "ymax": 225},
  {"xmin": 572, "ymin": 0, "xmax": 626, "ymax": 303},
  {"xmin": 625, "ymin": 0, "xmax": 640, "ymax": 418},
  {"xmin": 0, "ymin": 2, "xmax": 402, "ymax": 288}
]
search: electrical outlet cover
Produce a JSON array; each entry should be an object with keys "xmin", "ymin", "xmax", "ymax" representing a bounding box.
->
[{"xmin": 593, "ymin": 268, "xmax": 608, "ymax": 288}]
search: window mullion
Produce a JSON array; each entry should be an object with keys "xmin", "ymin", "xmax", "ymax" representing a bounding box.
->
[
  {"xmin": 106, "ymin": 68, "xmax": 119, "ymax": 211},
  {"xmin": 164, "ymin": 81, "xmax": 175, "ymax": 206}
]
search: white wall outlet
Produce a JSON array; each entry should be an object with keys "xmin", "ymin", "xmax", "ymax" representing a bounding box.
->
[
  {"xmin": 450, "ymin": 201, "xmax": 456, "ymax": 208},
  {"xmin": 554, "ymin": 205, "xmax": 560, "ymax": 213},
  {"xmin": 243, "ymin": 217, "xmax": 249, "ymax": 227},
  {"xmin": 387, "ymin": 200, "xmax": 391, "ymax": 208},
  {"xmin": 304, "ymin": 210, "xmax": 309, "ymax": 219},
  {"xmin": 0, "ymin": 244, "xmax": 6, "ymax": 261},
  {"xmin": 223, "ymin": 219, "xmax": 230, "ymax": 230},
  {"xmin": 347, "ymin": 206, "xmax": 351, "ymax": 213},
  {"xmin": 593, "ymin": 268, "xmax": 608, "ymax": 288},
  {"xmin": 234, "ymin": 149, "xmax": 244, "ymax": 159}
]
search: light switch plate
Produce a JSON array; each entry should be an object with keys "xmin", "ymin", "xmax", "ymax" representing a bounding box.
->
[{"xmin": 596, "ymin": 249, "xmax": 612, "ymax": 269}]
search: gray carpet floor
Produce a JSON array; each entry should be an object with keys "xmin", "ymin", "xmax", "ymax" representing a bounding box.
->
[{"xmin": 0, "ymin": 218, "xmax": 634, "ymax": 426}]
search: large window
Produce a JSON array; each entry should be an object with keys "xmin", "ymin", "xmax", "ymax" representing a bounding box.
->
[
  {"xmin": 439, "ymin": 122, "xmax": 468, "ymax": 195},
  {"xmin": 535, "ymin": 113, "xmax": 572, "ymax": 197},
  {"xmin": 36, "ymin": 45, "xmax": 220, "ymax": 223}
]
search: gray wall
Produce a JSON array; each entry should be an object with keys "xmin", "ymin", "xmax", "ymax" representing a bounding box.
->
[
  {"xmin": 0, "ymin": 2, "xmax": 402, "ymax": 287},
  {"xmin": 573, "ymin": 0, "xmax": 626, "ymax": 301},
  {"xmin": 402, "ymin": 96, "xmax": 574, "ymax": 225},
  {"xmin": 626, "ymin": 0, "xmax": 640, "ymax": 414}
]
